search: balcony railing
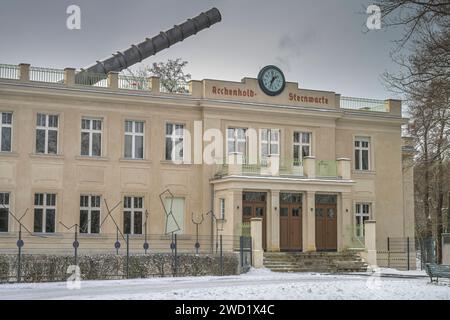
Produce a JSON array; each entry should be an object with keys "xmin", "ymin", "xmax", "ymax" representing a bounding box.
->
[
  {"xmin": 315, "ymin": 160, "xmax": 338, "ymax": 178},
  {"xmin": 340, "ymin": 96, "xmax": 388, "ymax": 112},
  {"xmin": 215, "ymin": 156, "xmax": 349, "ymax": 180}
]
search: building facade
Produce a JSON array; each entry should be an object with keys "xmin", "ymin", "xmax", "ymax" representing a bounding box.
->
[{"xmin": 0, "ymin": 64, "xmax": 414, "ymax": 258}]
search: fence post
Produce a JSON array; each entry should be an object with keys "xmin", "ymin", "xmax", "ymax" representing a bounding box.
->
[
  {"xmin": 250, "ymin": 236, "xmax": 253, "ymax": 268},
  {"xmin": 240, "ymin": 236, "xmax": 244, "ymax": 268},
  {"xmin": 220, "ymin": 234, "xmax": 223, "ymax": 276},
  {"xmin": 74, "ymin": 226, "xmax": 78, "ymax": 266},
  {"xmin": 174, "ymin": 233, "xmax": 178, "ymax": 277},
  {"xmin": 17, "ymin": 226, "xmax": 23, "ymax": 283},
  {"xmin": 407, "ymin": 237, "xmax": 410, "ymax": 271},
  {"xmin": 126, "ymin": 233, "xmax": 129, "ymax": 279},
  {"xmin": 387, "ymin": 237, "xmax": 390, "ymax": 268}
]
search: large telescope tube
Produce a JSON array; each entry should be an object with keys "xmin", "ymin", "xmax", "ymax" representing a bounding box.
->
[{"xmin": 77, "ymin": 7, "xmax": 221, "ymax": 80}]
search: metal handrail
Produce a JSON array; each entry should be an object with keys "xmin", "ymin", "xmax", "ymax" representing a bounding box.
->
[
  {"xmin": 0, "ymin": 64, "xmax": 20, "ymax": 80},
  {"xmin": 340, "ymin": 96, "xmax": 388, "ymax": 112}
]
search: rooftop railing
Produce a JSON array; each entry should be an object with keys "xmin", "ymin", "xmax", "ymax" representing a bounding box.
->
[
  {"xmin": 159, "ymin": 81, "xmax": 190, "ymax": 94},
  {"xmin": 0, "ymin": 64, "xmax": 20, "ymax": 80},
  {"xmin": 30, "ymin": 66, "xmax": 65, "ymax": 83},
  {"xmin": 118, "ymin": 75, "xmax": 151, "ymax": 91},
  {"xmin": 75, "ymin": 71, "xmax": 108, "ymax": 87},
  {"xmin": 340, "ymin": 96, "xmax": 388, "ymax": 112}
]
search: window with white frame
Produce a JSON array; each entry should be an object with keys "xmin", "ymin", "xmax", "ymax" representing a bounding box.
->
[
  {"xmin": 260, "ymin": 129, "xmax": 280, "ymax": 161},
  {"xmin": 124, "ymin": 120, "xmax": 144, "ymax": 159},
  {"xmin": 219, "ymin": 198, "xmax": 225, "ymax": 220},
  {"xmin": 293, "ymin": 132, "xmax": 311, "ymax": 166},
  {"xmin": 227, "ymin": 127, "xmax": 247, "ymax": 158},
  {"xmin": 80, "ymin": 195, "xmax": 101, "ymax": 234},
  {"xmin": 0, "ymin": 192, "xmax": 10, "ymax": 232},
  {"xmin": 1, "ymin": 112, "xmax": 12, "ymax": 152},
  {"xmin": 355, "ymin": 137, "xmax": 370, "ymax": 170},
  {"xmin": 36, "ymin": 113, "xmax": 58, "ymax": 154},
  {"xmin": 123, "ymin": 196, "xmax": 143, "ymax": 235},
  {"xmin": 34, "ymin": 193, "xmax": 56, "ymax": 233},
  {"xmin": 165, "ymin": 123, "xmax": 185, "ymax": 161},
  {"xmin": 355, "ymin": 203, "xmax": 371, "ymax": 237},
  {"xmin": 81, "ymin": 118, "xmax": 102, "ymax": 157}
]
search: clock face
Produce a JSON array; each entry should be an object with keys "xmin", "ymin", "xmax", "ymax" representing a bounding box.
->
[{"xmin": 258, "ymin": 66, "xmax": 286, "ymax": 96}]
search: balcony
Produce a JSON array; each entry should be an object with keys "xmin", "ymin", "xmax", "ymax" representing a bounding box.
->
[{"xmin": 215, "ymin": 154, "xmax": 351, "ymax": 180}]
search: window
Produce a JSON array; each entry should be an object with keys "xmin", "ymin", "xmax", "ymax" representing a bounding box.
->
[
  {"xmin": 80, "ymin": 195, "xmax": 101, "ymax": 234},
  {"xmin": 0, "ymin": 112, "xmax": 12, "ymax": 152},
  {"xmin": 293, "ymin": 132, "xmax": 311, "ymax": 166},
  {"xmin": 165, "ymin": 123, "xmax": 185, "ymax": 161},
  {"xmin": 163, "ymin": 197, "xmax": 185, "ymax": 234},
  {"xmin": 36, "ymin": 113, "xmax": 58, "ymax": 154},
  {"xmin": 355, "ymin": 203, "xmax": 371, "ymax": 237},
  {"xmin": 34, "ymin": 193, "xmax": 56, "ymax": 233},
  {"xmin": 227, "ymin": 127, "xmax": 247, "ymax": 157},
  {"xmin": 355, "ymin": 137, "xmax": 370, "ymax": 170},
  {"xmin": 0, "ymin": 193, "xmax": 9, "ymax": 232},
  {"xmin": 81, "ymin": 118, "xmax": 102, "ymax": 157},
  {"xmin": 219, "ymin": 198, "xmax": 225, "ymax": 220},
  {"xmin": 124, "ymin": 120, "xmax": 144, "ymax": 159},
  {"xmin": 123, "ymin": 196, "xmax": 143, "ymax": 235},
  {"xmin": 260, "ymin": 129, "xmax": 279, "ymax": 160}
]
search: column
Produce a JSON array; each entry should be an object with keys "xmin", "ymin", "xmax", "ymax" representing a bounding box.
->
[
  {"xmin": 251, "ymin": 217, "xmax": 264, "ymax": 268},
  {"xmin": 303, "ymin": 191, "xmax": 316, "ymax": 251},
  {"xmin": 364, "ymin": 220, "xmax": 377, "ymax": 266},
  {"xmin": 268, "ymin": 190, "xmax": 280, "ymax": 252}
]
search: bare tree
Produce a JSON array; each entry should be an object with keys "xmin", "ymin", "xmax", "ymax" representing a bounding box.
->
[
  {"xmin": 125, "ymin": 58, "xmax": 191, "ymax": 93},
  {"xmin": 377, "ymin": 1, "xmax": 450, "ymax": 262}
]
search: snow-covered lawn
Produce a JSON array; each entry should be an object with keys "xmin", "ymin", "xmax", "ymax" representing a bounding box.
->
[{"xmin": 0, "ymin": 268, "xmax": 449, "ymax": 300}]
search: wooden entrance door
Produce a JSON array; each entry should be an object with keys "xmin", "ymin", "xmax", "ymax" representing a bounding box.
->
[
  {"xmin": 280, "ymin": 193, "xmax": 302, "ymax": 251},
  {"xmin": 242, "ymin": 192, "xmax": 267, "ymax": 250},
  {"xmin": 315, "ymin": 195, "xmax": 337, "ymax": 251}
]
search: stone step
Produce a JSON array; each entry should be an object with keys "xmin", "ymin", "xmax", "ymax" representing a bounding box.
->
[{"xmin": 262, "ymin": 251, "xmax": 368, "ymax": 273}]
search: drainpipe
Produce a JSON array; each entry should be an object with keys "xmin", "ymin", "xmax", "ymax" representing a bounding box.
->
[{"xmin": 211, "ymin": 184, "xmax": 215, "ymax": 254}]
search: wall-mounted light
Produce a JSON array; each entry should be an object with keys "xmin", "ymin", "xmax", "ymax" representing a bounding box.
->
[
  {"xmin": 310, "ymin": 208, "xmax": 313, "ymax": 212},
  {"xmin": 346, "ymin": 209, "xmax": 349, "ymax": 213},
  {"xmin": 237, "ymin": 205, "xmax": 240, "ymax": 210},
  {"xmin": 274, "ymin": 206, "xmax": 278, "ymax": 210}
]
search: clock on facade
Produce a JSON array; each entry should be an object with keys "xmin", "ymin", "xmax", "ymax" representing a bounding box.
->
[{"xmin": 258, "ymin": 65, "xmax": 286, "ymax": 96}]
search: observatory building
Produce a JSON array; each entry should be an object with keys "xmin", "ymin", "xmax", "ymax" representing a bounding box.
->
[
  {"xmin": 0, "ymin": 63, "xmax": 414, "ymax": 261},
  {"xmin": 0, "ymin": 8, "xmax": 415, "ymax": 268}
]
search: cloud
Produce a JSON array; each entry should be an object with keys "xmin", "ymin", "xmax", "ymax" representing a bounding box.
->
[{"xmin": 276, "ymin": 29, "xmax": 317, "ymax": 72}]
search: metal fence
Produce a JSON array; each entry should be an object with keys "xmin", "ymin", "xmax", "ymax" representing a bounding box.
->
[
  {"xmin": 377, "ymin": 237, "xmax": 416, "ymax": 270},
  {"xmin": 29, "ymin": 66, "xmax": 64, "ymax": 83},
  {"xmin": 0, "ymin": 231, "xmax": 251, "ymax": 283},
  {"xmin": 340, "ymin": 96, "xmax": 388, "ymax": 112},
  {"xmin": 118, "ymin": 75, "xmax": 151, "ymax": 91},
  {"xmin": 0, "ymin": 64, "xmax": 20, "ymax": 80},
  {"xmin": 159, "ymin": 81, "xmax": 190, "ymax": 94},
  {"xmin": 75, "ymin": 72, "xmax": 108, "ymax": 87}
]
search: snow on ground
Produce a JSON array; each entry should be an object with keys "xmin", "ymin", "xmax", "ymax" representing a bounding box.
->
[{"xmin": 0, "ymin": 268, "xmax": 449, "ymax": 300}]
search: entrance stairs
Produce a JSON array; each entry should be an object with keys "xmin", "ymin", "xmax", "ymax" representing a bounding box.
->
[{"xmin": 263, "ymin": 251, "xmax": 368, "ymax": 273}]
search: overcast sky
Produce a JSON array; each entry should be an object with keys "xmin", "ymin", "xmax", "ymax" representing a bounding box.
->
[{"xmin": 0, "ymin": 0, "xmax": 405, "ymax": 99}]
